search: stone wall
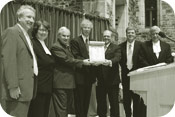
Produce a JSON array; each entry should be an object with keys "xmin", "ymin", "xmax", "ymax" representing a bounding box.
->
[{"xmin": 160, "ymin": 1, "xmax": 175, "ymax": 52}]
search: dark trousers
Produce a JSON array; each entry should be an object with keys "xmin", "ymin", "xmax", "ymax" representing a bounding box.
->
[
  {"xmin": 52, "ymin": 89, "xmax": 75, "ymax": 117},
  {"xmin": 96, "ymin": 85, "xmax": 119, "ymax": 117},
  {"xmin": 28, "ymin": 93, "xmax": 51, "ymax": 117},
  {"xmin": 123, "ymin": 88, "xmax": 133, "ymax": 117},
  {"xmin": 74, "ymin": 84, "xmax": 92, "ymax": 117},
  {"xmin": 123, "ymin": 83, "xmax": 146, "ymax": 117}
]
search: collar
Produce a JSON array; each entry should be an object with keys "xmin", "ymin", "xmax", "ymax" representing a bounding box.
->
[
  {"xmin": 105, "ymin": 43, "xmax": 110, "ymax": 48},
  {"xmin": 17, "ymin": 23, "xmax": 28, "ymax": 35},
  {"xmin": 38, "ymin": 39, "xmax": 51, "ymax": 55},
  {"xmin": 81, "ymin": 34, "xmax": 89, "ymax": 43},
  {"xmin": 152, "ymin": 40, "xmax": 160, "ymax": 46},
  {"xmin": 127, "ymin": 40, "xmax": 135, "ymax": 47},
  {"xmin": 152, "ymin": 40, "xmax": 161, "ymax": 53},
  {"xmin": 57, "ymin": 39, "xmax": 69, "ymax": 49}
]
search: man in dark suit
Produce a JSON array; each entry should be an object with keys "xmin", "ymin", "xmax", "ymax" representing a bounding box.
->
[
  {"xmin": 140, "ymin": 26, "xmax": 174, "ymax": 66},
  {"xmin": 119, "ymin": 27, "xmax": 144, "ymax": 117},
  {"xmin": 70, "ymin": 19, "xmax": 96, "ymax": 117},
  {"xmin": 95, "ymin": 30, "xmax": 121, "ymax": 117},
  {"xmin": 51, "ymin": 26, "xmax": 89, "ymax": 117},
  {"xmin": 1, "ymin": 5, "xmax": 37, "ymax": 117}
]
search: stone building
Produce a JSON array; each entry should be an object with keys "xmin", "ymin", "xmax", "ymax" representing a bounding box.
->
[
  {"xmin": 32, "ymin": 0, "xmax": 175, "ymax": 51},
  {"xmin": 80, "ymin": 0, "xmax": 175, "ymax": 51}
]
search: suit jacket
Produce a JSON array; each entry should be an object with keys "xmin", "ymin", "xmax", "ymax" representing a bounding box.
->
[
  {"xmin": 119, "ymin": 41, "xmax": 143, "ymax": 87},
  {"xmin": 51, "ymin": 41, "xmax": 83, "ymax": 89},
  {"xmin": 1, "ymin": 24, "xmax": 34, "ymax": 101},
  {"xmin": 140, "ymin": 40, "xmax": 174, "ymax": 67},
  {"xmin": 70, "ymin": 35, "xmax": 96, "ymax": 85},
  {"xmin": 32, "ymin": 38, "xmax": 54, "ymax": 94},
  {"xmin": 96, "ymin": 43, "xmax": 121, "ymax": 86}
]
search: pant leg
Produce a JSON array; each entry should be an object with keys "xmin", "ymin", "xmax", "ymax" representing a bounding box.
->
[
  {"xmin": 122, "ymin": 76, "xmax": 132, "ymax": 117},
  {"xmin": 107, "ymin": 85, "xmax": 119, "ymax": 117},
  {"xmin": 123, "ymin": 87, "xmax": 132, "ymax": 117},
  {"xmin": 132, "ymin": 93, "xmax": 147, "ymax": 117},
  {"xmin": 67, "ymin": 89, "xmax": 75, "ymax": 114},
  {"xmin": 4, "ymin": 100, "xmax": 30, "ymax": 117},
  {"xmin": 74, "ymin": 84, "xmax": 92, "ymax": 117},
  {"xmin": 28, "ymin": 93, "xmax": 51, "ymax": 117},
  {"xmin": 88, "ymin": 82, "xmax": 97, "ymax": 117},
  {"xmin": 52, "ymin": 89, "xmax": 67, "ymax": 117},
  {"xmin": 96, "ymin": 85, "xmax": 107, "ymax": 117},
  {"xmin": 74, "ymin": 85, "xmax": 85, "ymax": 117},
  {"xmin": 84, "ymin": 84, "xmax": 93, "ymax": 116}
]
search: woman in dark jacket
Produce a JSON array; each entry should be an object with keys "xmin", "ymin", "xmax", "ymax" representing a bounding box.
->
[{"xmin": 28, "ymin": 20, "xmax": 55, "ymax": 117}]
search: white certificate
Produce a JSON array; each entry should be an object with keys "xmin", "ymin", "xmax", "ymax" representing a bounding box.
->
[{"xmin": 89, "ymin": 41, "xmax": 105, "ymax": 62}]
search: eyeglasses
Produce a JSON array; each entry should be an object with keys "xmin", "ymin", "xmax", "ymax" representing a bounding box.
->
[{"xmin": 38, "ymin": 29, "xmax": 48, "ymax": 32}]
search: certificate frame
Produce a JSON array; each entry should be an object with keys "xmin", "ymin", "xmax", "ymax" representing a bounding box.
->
[{"xmin": 89, "ymin": 41, "xmax": 105, "ymax": 62}]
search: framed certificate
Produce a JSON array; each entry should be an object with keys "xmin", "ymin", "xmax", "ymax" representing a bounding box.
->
[{"xmin": 89, "ymin": 41, "xmax": 105, "ymax": 62}]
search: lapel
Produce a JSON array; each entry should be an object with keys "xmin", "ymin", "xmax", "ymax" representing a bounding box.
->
[
  {"xmin": 34, "ymin": 38, "xmax": 46, "ymax": 54},
  {"xmin": 147, "ymin": 41, "xmax": 158, "ymax": 61},
  {"xmin": 56, "ymin": 41, "xmax": 74, "ymax": 58},
  {"xmin": 105, "ymin": 43, "xmax": 112, "ymax": 56},
  {"xmin": 78, "ymin": 36, "xmax": 89, "ymax": 58},
  {"xmin": 132, "ymin": 41, "xmax": 139, "ymax": 61},
  {"xmin": 15, "ymin": 24, "xmax": 32, "ymax": 56},
  {"xmin": 158, "ymin": 41, "xmax": 164, "ymax": 60},
  {"xmin": 122, "ymin": 41, "xmax": 127, "ymax": 63}
]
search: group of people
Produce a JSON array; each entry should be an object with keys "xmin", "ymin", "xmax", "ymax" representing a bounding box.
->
[{"xmin": 1, "ymin": 4, "xmax": 174, "ymax": 117}]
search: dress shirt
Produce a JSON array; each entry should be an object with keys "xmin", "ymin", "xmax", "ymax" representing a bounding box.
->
[
  {"xmin": 152, "ymin": 40, "xmax": 161, "ymax": 58},
  {"xmin": 82, "ymin": 34, "xmax": 89, "ymax": 44}
]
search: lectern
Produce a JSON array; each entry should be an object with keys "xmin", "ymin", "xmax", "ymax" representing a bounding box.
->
[{"xmin": 128, "ymin": 63, "xmax": 175, "ymax": 117}]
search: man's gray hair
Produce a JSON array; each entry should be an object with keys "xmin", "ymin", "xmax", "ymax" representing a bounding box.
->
[
  {"xmin": 80, "ymin": 19, "xmax": 93, "ymax": 28},
  {"xmin": 16, "ymin": 5, "xmax": 35, "ymax": 18},
  {"xmin": 57, "ymin": 26, "xmax": 70, "ymax": 35},
  {"xmin": 150, "ymin": 26, "xmax": 161, "ymax": 33},
  {"xmin": 103, "ymin": 30, "xmax": 112, "ymax": 35}
]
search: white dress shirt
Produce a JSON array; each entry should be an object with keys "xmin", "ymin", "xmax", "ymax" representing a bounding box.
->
[{"xmin": 152, "ymin": 40, "xmax": 161, "ymax": 58}]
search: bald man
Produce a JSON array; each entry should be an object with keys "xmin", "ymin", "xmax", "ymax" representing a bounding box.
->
[
  {"xmin": 51, "ymin": 27, "xmax": 89, "ymax": 117},
  {"xmin": 140, "ymin": 26, "xmax": 174, "ymax": 66}
]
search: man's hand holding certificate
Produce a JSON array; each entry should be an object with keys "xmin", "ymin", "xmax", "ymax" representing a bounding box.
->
[
  {"xmin": 83, "ymin": 41, "xmax": 112, "ymax": 67},
  {"xmin": 83, "ymin": 59, "xmax": 112, "ymax": 67},
  {"xmin": 102, "ymin": 59, "xmax": 112, "ymax": 67}
]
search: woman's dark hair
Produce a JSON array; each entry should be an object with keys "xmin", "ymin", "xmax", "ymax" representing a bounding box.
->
[{"xmin": 32, "ymin": 20, "xmax": 50, "ymax": 39}]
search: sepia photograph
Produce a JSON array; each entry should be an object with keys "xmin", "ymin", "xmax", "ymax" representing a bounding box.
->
[{"xmin": 0, "ymin": 0, "xmax": 175, "ymax": 117}]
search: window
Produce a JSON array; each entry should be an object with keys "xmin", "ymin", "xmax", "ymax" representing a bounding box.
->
[{"xmin": 145, "ymin": 0, "xmax": 157, "ymax": 27}]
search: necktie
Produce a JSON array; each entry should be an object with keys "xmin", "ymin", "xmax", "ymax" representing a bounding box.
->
[{"xmin": 127, "ymin": 44, "xmax": 133, "ymax": 70}]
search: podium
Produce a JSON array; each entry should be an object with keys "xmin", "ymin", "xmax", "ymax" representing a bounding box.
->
[{"xmin": 128, "ymin": 63, "xmax": 175, "ymax": 117}]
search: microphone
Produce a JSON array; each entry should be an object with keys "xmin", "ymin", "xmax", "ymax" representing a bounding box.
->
[{"xmin": 159, "ymin": 31, "xmax": 175, "ymax": 43}]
